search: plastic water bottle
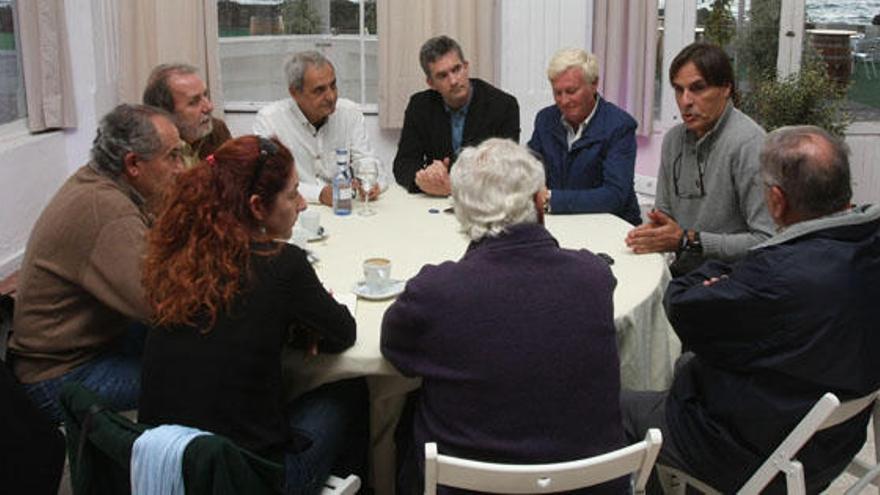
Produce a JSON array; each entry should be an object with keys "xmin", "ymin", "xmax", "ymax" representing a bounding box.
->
[{"xmin": 332, "ymin": 148, "xmax": 353, "ymax": 216}]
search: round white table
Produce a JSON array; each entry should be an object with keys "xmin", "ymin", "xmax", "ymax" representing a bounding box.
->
[{"xmin": 281, "ymin": 185, "xmax": 680, "ymax": 492}]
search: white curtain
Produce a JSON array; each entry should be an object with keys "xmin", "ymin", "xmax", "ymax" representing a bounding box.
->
[
  {"xmin": 377, "ymin": 0, "xmax": 497, "ymax": 129},
  {"xmin": 18, "ymin": 0, "xmax": 76, "ymax": 132},
  {"xmin": 592, "ymin": 0, "xmax": 656, "ymax": 136},
  {"xmin": 112, "ymin": 0, "xmax": 224, "ymax": 113}
]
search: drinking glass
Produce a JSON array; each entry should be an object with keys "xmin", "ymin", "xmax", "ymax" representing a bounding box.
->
[{"xmin": 355, "ymin": 160, "xmax": 379, "ymax": 216}]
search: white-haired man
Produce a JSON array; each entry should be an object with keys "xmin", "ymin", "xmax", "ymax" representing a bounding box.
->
[
  {"xmin": 528, "ymin": 47, "xmax": 641, "ymax": 225},
  {"xmin": 382, "ymin": 138, "xmax": 626, "ymax": 493},
  {"xmin": 254, "ymin": 51, "xmax": 387, "ymax": 205}
]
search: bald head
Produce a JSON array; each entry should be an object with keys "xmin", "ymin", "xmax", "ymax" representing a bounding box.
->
[{"xmin": 760, "ymin": 126, "xmax": 851, "ymax": 225}]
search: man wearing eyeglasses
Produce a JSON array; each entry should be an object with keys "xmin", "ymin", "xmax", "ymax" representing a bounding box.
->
[{"xmin": 625, "ymin": 43, "xmax": 773, "ymax": 275}]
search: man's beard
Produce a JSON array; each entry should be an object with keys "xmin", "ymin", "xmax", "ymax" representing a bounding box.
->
[{"xmin": 179, "ymin": 117, "xmax": 213, "ymax": 143}]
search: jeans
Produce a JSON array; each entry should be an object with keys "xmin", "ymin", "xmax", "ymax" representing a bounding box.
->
[
  {"xmin": 21, "ymin": 323, "xmax": 147, "ymax": 424},
  {"xmin": 284, "ymin": 377, "xmax": 369, "ymax": 495}
]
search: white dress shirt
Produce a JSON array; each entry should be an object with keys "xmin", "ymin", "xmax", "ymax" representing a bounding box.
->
[{"xmin": 254, "ymin": 98, "xmax": 387, "ymax": 203}]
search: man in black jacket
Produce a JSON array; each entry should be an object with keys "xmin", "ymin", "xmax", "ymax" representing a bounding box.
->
[
  {"xmin": 622, "ymin": 125, "xmax": 880, "ymax": 493},
  {"xmin": 393, "ymin": 35, "xmax": 520, "ymax": 196}
]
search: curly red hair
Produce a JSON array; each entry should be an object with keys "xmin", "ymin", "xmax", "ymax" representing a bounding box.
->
[{"xmin": 143, "ymin": 135, "xmax": 293, "ymax": 330}]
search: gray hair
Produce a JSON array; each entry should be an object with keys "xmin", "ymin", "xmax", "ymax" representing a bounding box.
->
[
  {"xmin": 90, "ymin": 104, "xmax": 172, "ymax": 176},
  {"xmin": 284, "ymin": 51, "xmax": 334, "ymax": 92},
  {"xmin": 143, "ymin": 63, "xmax": 199, "ymax": 112},
  {"xmin": 760, "ymin": 125, "xmax": 852, "ymax": 220},
  {"xmin": 450, "ymin": 138, "xmax": 546, "ymax": 242},
  {"xmin": 547, "ymin": 47, "xmax": 599, "ymax": 84},
  {"xmin": 419, "ymin": 35, "xmax": 465, "ymax": 78}
]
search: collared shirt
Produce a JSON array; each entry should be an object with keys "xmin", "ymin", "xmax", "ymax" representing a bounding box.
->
[
  {"xmin": 562, "ymin": 95, "xmax": 600, "ymax": 149},
  {"xmin": 445, "ymin": 81, "xmax": 474, "ymax": 157},
  {"xmin": 253, "ymin": 98, "xmax": 388, "ymax": 203}
]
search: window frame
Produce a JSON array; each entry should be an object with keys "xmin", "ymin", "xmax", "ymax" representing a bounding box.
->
[{"xmin": 218, "ymin": 0, "xmax": 378, "ymax": 114}]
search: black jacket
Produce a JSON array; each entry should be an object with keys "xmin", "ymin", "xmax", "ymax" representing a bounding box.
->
[
  {"xmin": 393, "ymin": 78, "xmax": 520, "ymax": 193},
  {"xmin": 664, "ymin": 204, "xmax": 880, "ymax": 493}
]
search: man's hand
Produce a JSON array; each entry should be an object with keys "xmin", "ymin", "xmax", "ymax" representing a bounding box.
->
[
  {"xmin": 625, "ymin": 210, "xmax": 684, "ymax": 254},
  {"xmin": 319, "ymin": 185, "xmax": 333, "ymax": 206},
  {"xmin": 414, "ymin": 158, "xmax": 451, "ymax": 196}
]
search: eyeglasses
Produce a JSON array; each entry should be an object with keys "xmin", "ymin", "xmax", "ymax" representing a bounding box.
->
[
  {"xmin": 249, "ymin": 137, "xmax": 278, "ymax": 193},
  {"xmin": 672, "ymin": 148, "xmax": 706, "ymax": 199}
]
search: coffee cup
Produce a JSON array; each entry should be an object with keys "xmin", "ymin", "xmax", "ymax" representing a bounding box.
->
[
  {"xmin": 299, "ymin": 210, "xmax": 321, "ymax": 236},
  {"xmin": 363, "ymin": 257, "xmax": 392, "ymax": 293}
]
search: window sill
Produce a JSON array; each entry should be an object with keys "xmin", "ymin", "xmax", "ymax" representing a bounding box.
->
[
  {"xmin": 225, "ymin": 102, "xmax": 378, "ymax": 116},
  {"xmin": 0, "ymin": 119, "xmax": 62, "ymax": 155}
]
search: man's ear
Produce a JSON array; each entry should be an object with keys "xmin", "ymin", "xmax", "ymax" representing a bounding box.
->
[
  {"xmin": 249, "ymin": 194, "xmax": 266, "ymax": 222},
  {"xmin": 123, "ymin": 152, "xmax": 139, "ymax": 179},
  {"xmin": 425, "ymin": 75, "xmax": 435, "ymax": 90},
  {"xmin": 767, "ymin": 185, "xmax": 787, "ymax": 225}
]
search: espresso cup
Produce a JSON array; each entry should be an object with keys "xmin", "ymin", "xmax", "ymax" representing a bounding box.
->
[
  {"xmin": 299, "ymin": 210, "xmax": 321, "ymax": 236},
  {"xmin": 363, "ymin": 257, "xmax": 392, "ymax": 293}
]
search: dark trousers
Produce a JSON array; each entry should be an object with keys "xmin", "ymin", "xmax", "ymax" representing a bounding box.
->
[{"xmin": 284, "ymin": 377, "xmax": 369, "ymax": 495}]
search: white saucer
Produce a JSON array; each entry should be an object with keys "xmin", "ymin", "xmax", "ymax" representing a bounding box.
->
[
  {"xmin": 293, "ymin": 226, "xmax": 327, "ymax": 242},
  {"xmin": 352, "ymin": 279, "xmax": 405, "ymax": 300}
]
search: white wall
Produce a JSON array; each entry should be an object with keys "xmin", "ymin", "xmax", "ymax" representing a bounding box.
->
[{"xmin": 0, "ymin": 0, "xmax": 114, "ymax": 278}]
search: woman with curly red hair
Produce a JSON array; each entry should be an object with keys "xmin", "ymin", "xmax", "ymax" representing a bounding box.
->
[{"xmin": 138, "ymin": 136, "xmax": 367, "ymax": 494}]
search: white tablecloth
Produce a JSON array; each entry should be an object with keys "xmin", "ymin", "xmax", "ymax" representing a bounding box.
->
[{"xmin": 281, "ymin": 185, "xmax": 680, "ymax": 492}]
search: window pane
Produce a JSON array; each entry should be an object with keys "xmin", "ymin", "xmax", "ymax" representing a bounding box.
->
[
  {"xmin": 806, "ymin": 0, "xmax": 880, "ymax": 122},
  {"xmin": 0, "ymin": 0, "xmax": 25, "ymax": 125},
  {"xmin": 696, "ymin": 0, "xmax": 781, "ymax": 96},
  {"xmin": 217, "ymin": 0, "xmax": 378, "ymax": 105}
]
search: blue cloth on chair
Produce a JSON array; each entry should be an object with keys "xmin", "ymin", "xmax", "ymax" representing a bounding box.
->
[{"xmin": 131, "ymin": 424, "xmax": 211, "ymax": 495}]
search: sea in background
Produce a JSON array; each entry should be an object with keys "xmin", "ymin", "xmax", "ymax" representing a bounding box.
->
[
  {"xmin": 694, "ymin": 1, "xmax": 880, "ymax": 27},
  {"xmin": 806, "ymin": 0, "xmax": 880, "ymax": 26}
]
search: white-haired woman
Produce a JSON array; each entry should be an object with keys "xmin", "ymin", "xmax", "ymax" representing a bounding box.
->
[{"xmin": 381, "ymin": 138, "xmax": 627, "ymax": 494}]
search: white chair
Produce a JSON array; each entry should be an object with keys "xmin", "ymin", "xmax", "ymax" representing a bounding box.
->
[
  {"xmin": 843, "ymin": 397, "xmax": 880, "ymax": 494},
  {"xmin": 423, "ymin": 428, "xmax": 662, "ymax": 495},
  {"xmin": 658, "ymin": 389, "xmax": 880, "ymax": 495},
  {"xmin": 322, "ymin": 474, "xmax": 361, "ymax": 495}
]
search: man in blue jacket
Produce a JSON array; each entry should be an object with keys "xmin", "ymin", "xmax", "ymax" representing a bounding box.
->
[
  {"xmin": 528, "ymin": 47, "xmax": 641, "ymax": 225},
  {"xmin": 622, "ymin": 125, "xmax": 880, "ymax": 493}
]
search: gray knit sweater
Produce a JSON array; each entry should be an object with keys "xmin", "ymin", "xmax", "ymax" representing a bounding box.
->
[{"xmin": 655, "ymin": 103, "xmax": 774, "ymax": 262}]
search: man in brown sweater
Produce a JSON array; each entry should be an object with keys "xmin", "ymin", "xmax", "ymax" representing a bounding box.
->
[
  {"xmin": 9, "ymin": 104, "xmax": 184, "ymax": 422},
  {"xmin": 143, "ymin": 63, "xmax": 232, "ymax": 167}
]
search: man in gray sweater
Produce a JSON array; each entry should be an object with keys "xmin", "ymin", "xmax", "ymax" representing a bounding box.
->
[{"xmin": 626, "ymin": 43, "xmax": 773, "ymax": 275}]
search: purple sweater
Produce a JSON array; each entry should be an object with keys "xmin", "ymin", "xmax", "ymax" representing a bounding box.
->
[{"xmin": 381, "ymin": 223, "xmax": 626, "ymax": 494}]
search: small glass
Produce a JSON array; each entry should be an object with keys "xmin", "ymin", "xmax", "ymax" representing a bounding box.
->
[{"xmin": 355, "ymin": 160, "xmax": 379, "ymax": 216}]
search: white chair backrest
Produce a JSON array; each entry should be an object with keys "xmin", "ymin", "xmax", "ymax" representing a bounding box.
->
[
  {"xmin": 738, "ymin": 388, "xmax": 880, "ymax": 495},
  {"xmin": 321, "ymin": 474, "xmax": 360, "ymax": 495},
  {"xmin": 424, "ymin": 428, "xmax": 662, "ymax": 495}
]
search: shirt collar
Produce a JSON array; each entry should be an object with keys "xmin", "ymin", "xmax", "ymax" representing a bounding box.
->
[
  {"xmin": 444, "ymin": 80, "xmax": 474, "ymax": 116},
  {"xmin": 688, "ymin": 100, "xmax": 734, "ymax": 148},
  {"xmin": 288, "ymin": 98, "xmax": 323, "ymax": 135},
  {"xmin": 561, "ymin": 95, "xmax": 600, "ymax": 145}
]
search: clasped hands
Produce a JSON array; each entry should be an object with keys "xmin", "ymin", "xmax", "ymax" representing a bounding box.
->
[
  {"xmin": 625, "ymin": 209, "xmax": 685, "ymax": 254},
  {"xmin": 415, "ymin": 158, "xmax": 452, "ymax": 197}
]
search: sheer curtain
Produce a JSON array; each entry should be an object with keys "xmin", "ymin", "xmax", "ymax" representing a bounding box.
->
[
  {"xmin": 592, "ymin": 0, "xmax": 656, "ymax": 136},
  {"xmin": 377, "ymin": 0, "xmax": 497, "ymax": 129},
  {"xmin": 112, "ymin": 0, "xmax": 224, "ymax": 112},
  {"xmin": 18, "ymin": 0, "xmax": 77, "ymax": 132}
]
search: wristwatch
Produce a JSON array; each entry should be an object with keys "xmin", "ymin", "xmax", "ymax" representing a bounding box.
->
[{"xmin": 685, "ymin": 229, "xmax": 703, "ymax": 254}]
